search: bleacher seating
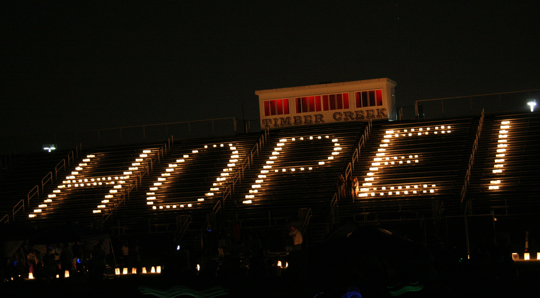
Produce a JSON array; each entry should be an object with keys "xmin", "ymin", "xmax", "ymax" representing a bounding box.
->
[
  {"xmin": 221, "ymin": 121, "xmax": 365, "ymax": 247},
  {"xmin": 25, "ymin": 144, "xmax": 166, "ymax": 227},
  {"xmin": 109, "ymin": 134, "xmax": 261, "ymax": 238},
  {"xmin": 467, "ymin": 113, "xmax": 540, "ymax": 215},
  {"xmin": 342, "ymin": 118, "xmax": 477, "ymax": 223},
  {"xmin": 2, "ymin": 112, "xmax": 539, "ymax": 256}
]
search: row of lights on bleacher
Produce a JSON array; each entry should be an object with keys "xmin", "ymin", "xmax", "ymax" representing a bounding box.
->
[
  {"xmin": 357, "ymin": 126, "xmax": 454, "ymax": 198},
  {"xmin": 147, "ymin": 144, "xmax": 241, "ymax": 210},
  {"xmin": 358, "ymin": 184, "xmax": 437, "ymax": 197},
  {"xmin": 489, "ymin": 120, "xmax": 510, "ymax": 190},
  {"xmin": 383, "ymin": 126, "xmax": 452, "ymax": 138},
  {"xmin": 244, "ymin": 136, "xmax": 340, "ymax": 204}
]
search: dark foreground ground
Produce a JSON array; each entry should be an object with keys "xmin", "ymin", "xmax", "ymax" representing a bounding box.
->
[{"xmin": 2, "ymin": 260, "xmax": 540, "ymax": 298}]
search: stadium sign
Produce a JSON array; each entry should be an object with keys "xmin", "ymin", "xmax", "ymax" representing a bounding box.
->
[
  {"xmin": 256, "ymin": 78, "xmax": 397, "ymax": 130},
  {"xmin": 261, "ymin": 108, "xmax": 388, "ymax": 128}
]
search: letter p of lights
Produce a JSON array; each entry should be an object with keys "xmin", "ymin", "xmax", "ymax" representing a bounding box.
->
[{"xmin": 243, "ymin": 135, "xmax": 340, "ymax": 204}]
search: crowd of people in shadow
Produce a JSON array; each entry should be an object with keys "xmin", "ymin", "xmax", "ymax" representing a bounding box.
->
[
  {"xmin": 3, "ymin": 239, "xmax": 111, "ymax": 283},
  {"xmin": 2, "ymin": 219, "xmax": 536, "ymax": 297}
]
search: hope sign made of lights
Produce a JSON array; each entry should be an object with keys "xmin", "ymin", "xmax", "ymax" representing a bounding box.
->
[
  {"xmin": 357, "ymin": 125, "xmax": 453, "ymax": 198},
  {"xmin": 29, "ymin": 149, "xmax": 157, "ymax": 219},
  {"xmin": 30, "ymin": 125, "xmax": 460, "ymax": 217}
]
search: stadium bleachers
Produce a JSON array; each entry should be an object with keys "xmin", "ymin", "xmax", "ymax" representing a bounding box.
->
[
  {"xmin": 2, "ymin": 112, "xmax": 539, "ymax": 256},
  {"xmin": 333, "ymin": 118, "xmax": 473, "ymax": 224},
  {"xmin": 467, "ymin": 113, "xmax": 540, "ymax": 215},
  {"xmin": 23, "ymin": 143, "xmax": 167, "ymax": 228}
]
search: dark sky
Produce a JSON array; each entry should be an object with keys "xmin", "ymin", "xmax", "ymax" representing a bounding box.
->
[{"xmin": 2, "ymin": 1, "xmax": 539, "ymax": 148}]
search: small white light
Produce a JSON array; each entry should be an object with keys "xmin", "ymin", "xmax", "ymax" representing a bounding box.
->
[{"xmin": 527, "ymin": 100, "xmax": 537, "ymax": 112}]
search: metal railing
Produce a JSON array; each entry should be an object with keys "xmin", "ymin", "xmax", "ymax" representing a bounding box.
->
[
  {"xmin": 175, "ymin": 214, "xmax": 192, "ymax": 242},
  {"xmin": 41, "ymin": 172, "xmax": 53, "ymax": 192},
  {"xmin": 5, "ymin": 145, "xmax": 81, "ymax": 223},
  {"xmin": 73, "ymin": 117, "xmax": 237, "ymax": 146},
  {"xmin": 222, "ymin": 127, "xmax": 269, "ymax": 203},
  {"xmin": 2, "ymin": 139, "xmax": 167, "ymax": 224},
  {"xmin": 460, "ymin": 109, "xmax": 485, "ymax": 212},
  {"xmin": 345, "ymin": 119, "xmax": 373, "ymax": 179},
  {"xmin": 55, "ymin": 159, "xmax": 65, "ymax": 180},
  {"xmin": 102, "ymin": 143, "xmax": 166, "ymax": 224},
  {"xmin": 27, "ymin": 185, "xmax": 39, "ymax": 208},
  {"xmin": 12, "ymin": 200, "xmax": 24, "ymax": 222},
  {"xmin": 329, "ymin": 193, "xmax": 339, "ymax": 225},
  {"xmin": 1, "ymin": 214, "xmax": 9, "ymax": 224},
  {"xmin": 300, "ymin": 208, "xmax": 312, "ymax": 237},
  {"xmin": 414, "ymin": 88, "xmax": 540, "ymax": 118}
]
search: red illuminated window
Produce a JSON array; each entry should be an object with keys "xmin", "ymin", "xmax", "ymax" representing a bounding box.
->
[
  {"xmin": 295, "ymin": 96, "xmax": 323, "ymax": 113},
  {"xmin": 264, "ymin": 99, "xmax": 290, "ymax": 116},
  {"xmin": 295, "ymin": 93, "xmax": 350, "ymax": 113},
  {"xmin": 323, "ymin": 93, "xmax": 349, "ymax": 111},
  {"xmin": 355, "ymin": 89, "xmax": 383, "ymax": 108}
]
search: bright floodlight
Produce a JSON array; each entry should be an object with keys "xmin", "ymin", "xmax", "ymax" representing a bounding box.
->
[
  {"xmin": 43, "ymin": 144, "xmax": 57, "ymax": 152},
  {"xmin": 527, "ymin": 100, "xmax": 536, "ymax": 112}
]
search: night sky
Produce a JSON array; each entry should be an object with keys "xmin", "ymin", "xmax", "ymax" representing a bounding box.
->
[{"xmin": 2, "ymin": 1, "xmax": 539, "ymax": 152}]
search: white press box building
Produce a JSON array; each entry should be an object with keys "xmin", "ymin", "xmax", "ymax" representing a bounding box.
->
[{"xmin": 256, "ymin": 78, "xmax": 397, "ymax": 130}]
